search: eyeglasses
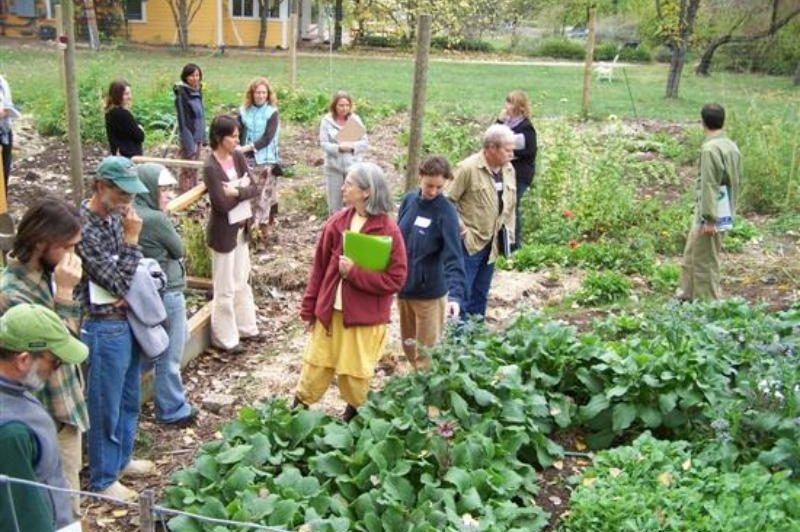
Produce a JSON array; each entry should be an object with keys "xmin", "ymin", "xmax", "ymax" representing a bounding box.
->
[{"xmin": 33, "ymin": 352, "xmax": 62, "ymax": 371}]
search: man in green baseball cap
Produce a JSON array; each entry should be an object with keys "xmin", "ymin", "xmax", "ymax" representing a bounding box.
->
[
  {"xmin": 0, "ymin": 304, "xmax": 89, "ymax": 531},
  {"xmin": 96, "ymin": 155, "xmax": 148, "ymax": 195}
]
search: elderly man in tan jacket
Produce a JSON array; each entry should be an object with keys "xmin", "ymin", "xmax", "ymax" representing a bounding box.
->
[{"xmin": 445, "ymin": 124, "xmax": 516, "ymax": 319}]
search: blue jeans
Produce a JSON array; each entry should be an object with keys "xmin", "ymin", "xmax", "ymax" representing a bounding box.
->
[
  {"xmin": 153, "ymin": 291, "xmax": 192, "ymax": 423},
  {"xmin": 513, "ymin": 179, "xmax": 530, "ymax": 251},
  {"xmin": 461, "ymin": 243, "xmax": 495, "ymax": 319},
  {"xmin": 82, "ymin": 319, "xmax": 141, "ymax": 491}
]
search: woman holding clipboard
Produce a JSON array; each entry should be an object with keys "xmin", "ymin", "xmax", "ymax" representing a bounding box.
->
[
  {"xmin": 203, "ymin": 115, "xmax": 260, "ymax": 354},
  {"xmin": 319, "ymin": 91, "xmax": 369, "ymax": 214},
  {"xmin": 296, "ymin": 162, "xmax": 407, "ymax": 421}
]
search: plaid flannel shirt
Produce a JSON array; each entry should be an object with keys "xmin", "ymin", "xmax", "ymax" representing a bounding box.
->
[
  {"xmin": 0, "ymin": 257, "xmax": 89, "ymax": 430},
  {"xmin": 76, "ymin": 201, "xmax": 142, "ymax": 315}
]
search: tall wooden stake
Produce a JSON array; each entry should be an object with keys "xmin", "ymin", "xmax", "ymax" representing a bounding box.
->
[
  {"xmin": 61, "ymin": 0, "xmax": 85, "ymax": 205},
  {"xmin": 405, "ymin": 14, "xmax": 431, "ymax": 192},
  {"xmin": 289, "ymin": 12, "xmax": 298, "ymax": 90},
  {"xmin": 581, "ymin": 3, "xmax": 597, "ymax": 119}
]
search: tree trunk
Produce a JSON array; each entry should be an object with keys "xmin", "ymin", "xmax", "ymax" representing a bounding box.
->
[
  {"xmin": 257, "ymin": 0, "xmax": 268, "ymax": 49},
  {"xmin": 179, "ymin": 5, "xmax": 189, "ymax": 50},
  {"xmin": 794, "ymin": 61, "xmax": 800, "ymax": 85},
  {"xmin": 696, "ymin": 36, "xmax": 731, "ymax": 76},
  {"xmin": 333, "ymin": 0, "xmax": 342, "ymax": 50},
  {"xmin": 666, "ymin": 45, "xmax": 687, "ymax": 99}
]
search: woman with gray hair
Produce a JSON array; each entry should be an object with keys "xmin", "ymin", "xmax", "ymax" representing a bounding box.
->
[{"xmin": 296, "ymin": 162, "xmax": 407, "ymax": 421}]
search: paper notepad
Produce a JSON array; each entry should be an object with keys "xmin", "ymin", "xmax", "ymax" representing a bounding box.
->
[
  {"xmin": 89, "ymin": 281, "xmax": 120, "ymax": 305},
  {"xmin": 227, "ymin": 178, "xmax": 253, "ymax": 225},
  {"xmin": 337, "ymin": 116, "xmax": 366, "ymax": 143},
  {"xmin": 715, "ymin": 185, "xmax": 733, "ymax": 231},
  {"xmin": 343, "ymin": 231, "xmax": 392, "ymax": 272}
]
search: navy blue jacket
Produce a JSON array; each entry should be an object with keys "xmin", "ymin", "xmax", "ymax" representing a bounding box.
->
[{"xmin": 398, "ymin": 190, "xmax": 466, "ymax": 303}]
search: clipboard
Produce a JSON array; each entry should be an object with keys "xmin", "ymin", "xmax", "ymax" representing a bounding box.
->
[
  {"xmin": 343, "ymin": 231, "xmax": 391, "ymax": 272},
  {"xmin": 337, "ymin": 116, "xmax": 365, "ymax": 143},
  {"xmin": 226, "ymin": 178, "xmax": 253, "ymax": 225}
]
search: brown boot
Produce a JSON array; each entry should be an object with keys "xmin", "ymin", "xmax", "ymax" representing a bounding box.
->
[
  {"xmin": 292, "ymin": 396, "xmax": 307, "ymax": 410},
  {"xmin": 342, "ymin": 404, "xmax": 358, "ymax": 422}
]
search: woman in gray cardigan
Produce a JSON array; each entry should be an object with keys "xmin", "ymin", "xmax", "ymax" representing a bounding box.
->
[{"xmin": 319, "ymin": 91, "xmax": 368, "ymax": 215}]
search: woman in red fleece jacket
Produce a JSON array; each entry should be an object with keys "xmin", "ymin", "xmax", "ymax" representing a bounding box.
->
[{"xmin": 296, "ymin": 162, "xmax": 407, "ymax": 421}]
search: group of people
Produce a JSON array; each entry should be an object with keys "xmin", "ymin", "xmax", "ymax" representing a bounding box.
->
[{"xmin": 0, "ymin": 54, "xmax": 741, "ymax": 530}]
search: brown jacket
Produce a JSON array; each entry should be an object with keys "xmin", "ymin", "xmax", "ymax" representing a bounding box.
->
[{"xmin": 203, "ymin": 151, "xmax": 259, "ymax": 253}]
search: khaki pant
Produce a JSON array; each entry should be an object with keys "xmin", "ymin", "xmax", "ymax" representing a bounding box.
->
[
  {"xmin": 398, "ymin": 297, "xmax": 446, "ymax": 370},
  {"xmin": 680, "ymin": 226, "xmax": 722, "ymax": 301},
  {"xmin": 57, "ymin": 424, "xmax": 82, "ymax": 515},
  {"xmin": 297, "ymin": 363, "xmax": 371, "ymax": 407},
  {"xmin": 211, "ymin": 231, "xmax": 259, "ymax": 349}
]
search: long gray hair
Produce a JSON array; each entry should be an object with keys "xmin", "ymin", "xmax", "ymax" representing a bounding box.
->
[{"xmin": 346, "ymin": 162, "xmax": 394, "ymax": 216}]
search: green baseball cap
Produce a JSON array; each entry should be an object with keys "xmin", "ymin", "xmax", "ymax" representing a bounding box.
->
[
  {"xmin": 97, "ymin": 156, "xmax": 148, "ymax": 194},
  {"xmin": 0, "ymin": 304, "xmax": 89, "ymax": 364}
]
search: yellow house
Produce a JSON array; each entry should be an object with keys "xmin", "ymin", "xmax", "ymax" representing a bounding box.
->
[{"xmin": 0, "ymin": 0, "xmax": 323, "ymax": 49}]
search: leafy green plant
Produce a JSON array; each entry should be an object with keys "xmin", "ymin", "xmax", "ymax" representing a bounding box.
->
[
  {"xmin": 181, "ymin": 217, "xmax": 211, "ymax": 279},
  {"xmin": 563, "ymin": 433, "xmax": 800, "ymax": 531},
  {"xmin": 284, "ymin": 184, "xmax": 328, "ymax": 219},
  {"xmin": 723, "ymin": 218, "xmax": 759, "ymax": 253},
  {"xmin": 575, "ymin": 271, "xmax": 631, "ymax": 306},
  {"xmin": 647, "ymin": 261, "xmax": 681, "ymax": 294}
]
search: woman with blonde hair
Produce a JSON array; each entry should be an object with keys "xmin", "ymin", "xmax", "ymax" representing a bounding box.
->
[
  {"xmin": 239, "ymin": 77, "xmax": 281, "ymax": 247},
  {"xmin": 497, "ymin": 90, "xmax": 537, "ymax": 250},
  {"xmin": 319, "ymin": 91, "xmax": 369, "ymax": 214}
]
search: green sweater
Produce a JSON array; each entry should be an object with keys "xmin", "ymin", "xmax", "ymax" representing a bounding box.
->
[
  {"xmin": 0, "ymin": 422, "xmax": 53, "ymax": 532},
  {"xmin": 694, "ymin": 131, "xmax": 742, "ymax": 225},
  {"xmin": 134, "ymin": 164, "xmax": 187, "ymax": 291}
]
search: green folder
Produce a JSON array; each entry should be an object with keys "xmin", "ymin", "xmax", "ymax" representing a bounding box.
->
[{"xmin": 343, "ymin": 231, "xmax": 392, "ymax": 272}]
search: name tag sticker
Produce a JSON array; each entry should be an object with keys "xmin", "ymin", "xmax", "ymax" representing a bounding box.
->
[
  {"xmin": 414, "ymin": 216, "xmax": 432, "ymax": 228},
  {"xmin": 494, "ymin": 181, "xmax": 504, "ymax": 192}
]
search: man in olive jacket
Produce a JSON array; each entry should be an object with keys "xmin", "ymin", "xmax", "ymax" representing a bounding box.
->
[{"xmin": 679, "ymin": 103, "xmax": 743, "ymax": 301}]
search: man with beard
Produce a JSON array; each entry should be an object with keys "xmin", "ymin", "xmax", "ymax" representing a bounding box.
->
[
  {"xmin": 0, "ymin": 197, "xmax": 87, "ymax": 512},
  {"xmin": 76, "ymin": 156, "xmax": 154, "ymax": 500},
  {"xmin": 0, "ymin": 304, "xmax": 89, "ymax": 531}
]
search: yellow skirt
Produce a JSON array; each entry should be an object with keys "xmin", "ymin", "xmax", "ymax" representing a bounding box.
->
[{"xmin": 303, "ymin": 310, "xmax": 387, "ymax": 379}]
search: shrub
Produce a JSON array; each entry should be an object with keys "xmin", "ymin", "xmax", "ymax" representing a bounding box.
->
[
  {"xmin": 619, "ymin": 44, "xmax": 652, "ymax": 63},
  {"xmin": 729, "ymin": 108, "xmax": 800, "ymax": 215},
  {"xmin": 535, "ymin": 38, "xmax": 585, "ymax": 60},
  {"xmin": 284, "ymin": 184, "xmax": 328, "ymax": 218},
  {"xmin": 594, "ymin": 42, "xmax": 618, "ymax": 61},
  {"xmin": 431, "ymin": 36, "xmax": 494, "ymax": 52}
]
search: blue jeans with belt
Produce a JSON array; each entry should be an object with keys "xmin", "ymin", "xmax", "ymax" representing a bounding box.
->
[
  {"xmin": 82, "ymin": 319, "xmax": 141, "ymax": 491},
  {"xmin": 461, "ymin": 242, "xmax": 495, "ymax": 319},
  {"xmin": 153, "ymin": 291, "xmax": 192, "ymax": 423}
]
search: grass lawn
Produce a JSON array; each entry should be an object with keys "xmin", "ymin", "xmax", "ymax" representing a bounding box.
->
[{"xmin": 1, "ymin": 45, "xmax": 798, "ymax": 122}]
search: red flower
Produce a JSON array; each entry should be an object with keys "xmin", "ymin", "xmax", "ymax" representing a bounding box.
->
[
  {"xmin": 568, "ymin": 240, "xmax": 580, "ymax": 249},
  {"xmin": 563, "ymin": 210, "xmax": 575, "ymax": 219}
]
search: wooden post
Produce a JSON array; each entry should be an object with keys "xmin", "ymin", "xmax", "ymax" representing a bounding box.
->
[
  {"xmin": 581, "ymin": 3, "xmax": 597, "ymax": 119},
  {"xmin": 61, "ymin": 0, "xmax": 85, "ymax": 205},
  {"xmin": 139, "ymin": 489, "xmax": 155, "ymax": 532},
  {"xmin": 288, "ymin": 13, "xmax": 298, "ymax": 90},
  {"xmin": 54, "ymin": 6, "xmax": 65, "ymax": 86},
  {"xmin": 404, "ymin": 14, "xmax": 431, "ymax": 192}
]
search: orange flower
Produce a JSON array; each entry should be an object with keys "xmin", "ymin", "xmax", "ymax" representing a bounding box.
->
[
  {"xmin": 568, "ymin": 240, "xmax": 580, "ymax": 249},
  {"xmin": 563, "ymin": 209, "xmax": 575, "ymax": 219}
]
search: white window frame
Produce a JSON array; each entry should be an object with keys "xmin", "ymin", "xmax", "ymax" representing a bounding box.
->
[
  {"xmin": 125, "ymin": 0, "xmax": 147, "ymax": 23},
  {"xmin": 230, "ymin": 0, "xmax": 259, "ymax": 19},
  {"xmin": 230, "ymin": 0, "xmax": 284, "ymax": 20}
]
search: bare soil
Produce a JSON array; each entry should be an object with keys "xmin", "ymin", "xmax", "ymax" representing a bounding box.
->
[{"xmin": 6, "ymin": 114, "xmax": 798, "ymax": 531}]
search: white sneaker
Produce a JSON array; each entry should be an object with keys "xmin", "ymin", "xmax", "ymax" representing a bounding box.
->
[
  {"xmin": 121, "ymin": 459, "xmax": 156, "ymax": 478},
  {"xmin": 97, "ymin": 480, "xmax": 137, "ymax": 501}
]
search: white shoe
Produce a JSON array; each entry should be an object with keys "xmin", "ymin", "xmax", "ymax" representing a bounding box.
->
[
  {"xmin": 97, "ymin": 480, "xmax": 137, "ymax": 501},
  {"xmin": 121, "ymin": 459, "xmax": 156, "ymax": 478}
]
